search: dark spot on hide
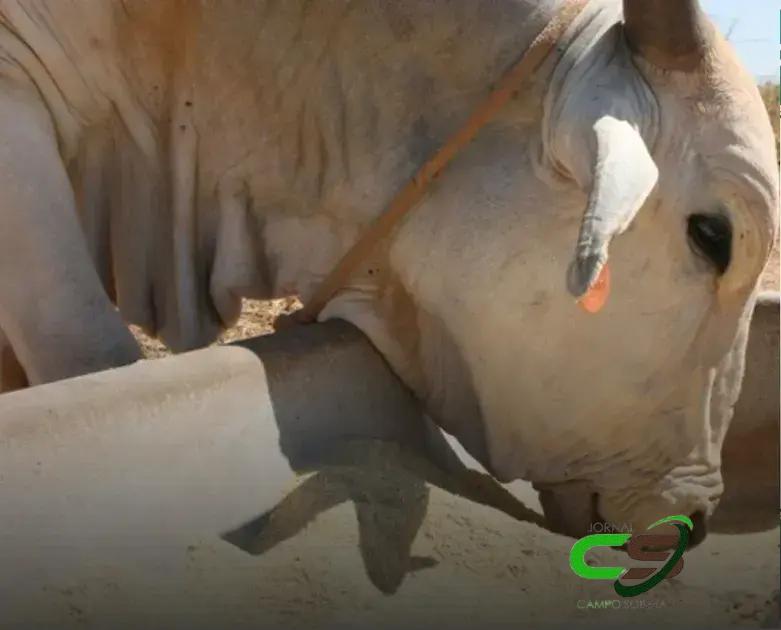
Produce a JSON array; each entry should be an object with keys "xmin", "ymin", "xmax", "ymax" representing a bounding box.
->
[
  {"xmin": 383, "ymin": 7, "xmax": 416, "ymax": 42},
  {"xmin": 530, "ymin": 290, "xmax": 548, "ymax": 306},
  {"xmin": 409, "ymin": 116, "xmax": 437, "ymax": 167}
]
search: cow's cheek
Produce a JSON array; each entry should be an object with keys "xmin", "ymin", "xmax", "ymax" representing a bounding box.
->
[{"xmin": 468, "ymin": 291, "xmax": 706, "ymax": 485}]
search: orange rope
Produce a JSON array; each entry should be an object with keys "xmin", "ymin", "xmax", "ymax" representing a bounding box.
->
[{"xmin": 284, "ymin": 0, "xmax": 588, "ymax": 327}]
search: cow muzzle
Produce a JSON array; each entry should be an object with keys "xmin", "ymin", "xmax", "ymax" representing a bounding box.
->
[{"xmin": 535, "ymin": 482, "xmax": 709, "ymax": 548}]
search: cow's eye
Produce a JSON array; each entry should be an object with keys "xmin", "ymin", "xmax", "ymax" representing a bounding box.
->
[{"xmin": 687, "ymin": 213, "xmax": 732, "ymax": 274}]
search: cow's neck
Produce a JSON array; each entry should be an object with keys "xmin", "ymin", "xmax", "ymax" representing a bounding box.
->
[
  {"xmin": 241, "ymin": 2, "xmax": 563, "ymax": 471},
  {"xmin": 253, "ymin": 0, "xmax": 557, "ymax": 301}
]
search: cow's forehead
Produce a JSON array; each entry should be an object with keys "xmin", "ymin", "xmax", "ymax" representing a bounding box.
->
[
  {"xmin": 642, "ymin": 36, "xmax": 778, "ymax": 213},
  {"xmin": 636, "ymin": 29, "xmax": 767, "ymax": 125},
  {"xmin": 699, "ymin": 106, "xmax": 777, "ymax": 226}
]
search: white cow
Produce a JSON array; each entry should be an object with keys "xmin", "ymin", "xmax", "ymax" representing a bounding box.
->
[{"xmin": 0, "ymin": 0, "xmax": 776, "ymax": 542}]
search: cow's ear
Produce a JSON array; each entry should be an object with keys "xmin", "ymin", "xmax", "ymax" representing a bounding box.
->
[{"xmin": 566, "ymin": 115, "xmax": 659, "ymax": 298}]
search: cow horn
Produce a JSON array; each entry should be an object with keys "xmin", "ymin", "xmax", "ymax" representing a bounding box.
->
[{"xmin": 623, "ymin": 0, "xmax": 715, "ymax": 72}]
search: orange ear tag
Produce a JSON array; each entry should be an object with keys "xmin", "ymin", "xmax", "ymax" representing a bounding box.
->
[{"xmin": 578, "ymin": 264, "xmax": 611, "ymax": 314}]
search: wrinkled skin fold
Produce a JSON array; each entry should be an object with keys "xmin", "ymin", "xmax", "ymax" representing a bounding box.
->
[{"xmin": 0, "ymin": 0, "xmax": 776, "ymax": 540}]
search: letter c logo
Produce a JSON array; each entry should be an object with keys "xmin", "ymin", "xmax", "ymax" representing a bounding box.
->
[{"xmin": 569, "ymin": 534, "xmax": 632, "ymax": 580}]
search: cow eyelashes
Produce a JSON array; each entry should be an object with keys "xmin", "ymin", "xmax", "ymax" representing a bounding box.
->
[{"xmin": 687, "ymin": 213, "xmax": 732, "ymax": 275}]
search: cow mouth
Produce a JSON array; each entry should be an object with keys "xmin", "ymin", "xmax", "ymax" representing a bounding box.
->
[{"xmin": 535, "ymin": 485, "xmax": 709, "ymax": 548}]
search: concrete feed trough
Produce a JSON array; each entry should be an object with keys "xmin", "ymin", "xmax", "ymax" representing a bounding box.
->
[{"xmin": 0, "ymin": 297, "xmax": 778, "ymax": 629}]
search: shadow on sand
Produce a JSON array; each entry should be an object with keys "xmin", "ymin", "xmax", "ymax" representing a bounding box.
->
[{"xmin": 222, "ymin": 321, "xmax": 546, "ymax": 594}]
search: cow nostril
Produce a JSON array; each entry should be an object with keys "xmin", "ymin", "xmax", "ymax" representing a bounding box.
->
[{"xmin": 688, "ymin": 511, "xmax": 708, "ymax": 548}]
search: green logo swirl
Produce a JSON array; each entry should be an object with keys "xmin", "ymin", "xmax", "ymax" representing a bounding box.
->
[{"xmin": 613, "ymin": 515, "xmax": 693, "ymax": 598}]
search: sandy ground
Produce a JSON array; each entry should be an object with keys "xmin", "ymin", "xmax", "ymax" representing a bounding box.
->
[
  {"xmin": 131, "ymin": 296, "xmax": 302, "ymax": 359},
  {"xmin": 1, "ymin": 335, "xmax": 777, "ymax": 629}
]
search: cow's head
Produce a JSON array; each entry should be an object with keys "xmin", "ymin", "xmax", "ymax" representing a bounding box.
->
[{"xmin": 325, "ymin": 0, "xmax": 778, "ymax": 544}]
